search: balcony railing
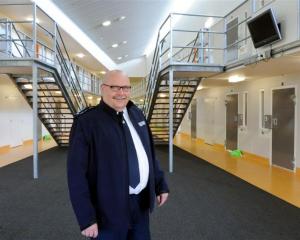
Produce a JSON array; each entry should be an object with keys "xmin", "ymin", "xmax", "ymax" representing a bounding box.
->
[{"xmin": 0, "ymin": 3, "xmax": 102, "ymax": 99}]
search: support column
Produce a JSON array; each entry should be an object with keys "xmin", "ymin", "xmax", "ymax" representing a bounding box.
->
[
  {"xmin": 32, "ymin": 2, "xmax": 37, "ymax": 58},
  {"xmin": 32, "ymin": 3, "xmax": 38, "ymax": 179},
  {"xmin": 32, "ymin": 63, "xmax": 39, "ymax": 179},
  {"xmin": 168, "ymin": 13, "xmax": 174, "ymax": 173},
  {"xmin": 169, "ymin": 68, "xmax": 174, "ymax": 173},
  {"xmin": 53, "ymin": 22, "xmax": 57, "ymax": 66}
]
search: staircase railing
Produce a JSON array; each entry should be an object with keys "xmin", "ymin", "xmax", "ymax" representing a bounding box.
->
[
  {"xmin": 143, "ymin": 13, "xmax": 226, "ymax": 119},
  {"xmin": 55, "ymin": 26, "xmax": 87, "ymax": 112},
  {"xmin": 0, "ymin": 19, "xmax": 89, "ymax": 113}
]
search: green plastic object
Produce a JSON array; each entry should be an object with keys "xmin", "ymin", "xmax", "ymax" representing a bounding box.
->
[
  {"xmin": 229, "ymin": 149, "xmax": 243, "ymax": 158},
  {"xmin": 43, "ymin": 134, "xmax": 52, "ymax": 142}
]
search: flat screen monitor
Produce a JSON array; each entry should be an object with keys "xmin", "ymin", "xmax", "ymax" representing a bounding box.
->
[{"xmin": 247, "ymin": 8, "xmax": 282, "ymax": 48}]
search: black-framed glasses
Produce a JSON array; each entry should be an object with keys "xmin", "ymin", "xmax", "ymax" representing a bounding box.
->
[{"xmin": 102, "ymin": 84, "xmax": 131, "ymax": 92}]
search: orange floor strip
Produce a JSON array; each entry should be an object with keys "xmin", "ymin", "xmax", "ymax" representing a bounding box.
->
[
  {"xmin": 174, "ymin": 133, "xmax": 300, "ymax": 208},
  {"xmin": 0, "ymin": 139, "xmax": 57, "ymax": 168}
]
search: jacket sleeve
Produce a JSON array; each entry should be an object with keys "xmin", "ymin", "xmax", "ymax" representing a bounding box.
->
[
  {"xmin": 67, "ymin": 117, "xmax": 97, "ymax": 231},
  {"xmin": 146, "ymin": 122, "xmax": 170, "ymax": 195}
]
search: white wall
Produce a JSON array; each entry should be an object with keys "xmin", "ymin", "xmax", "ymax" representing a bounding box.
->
[
  {"xmin": 118, "ymin": 56, "xmax": 147, "ymax": 77},
  {"xmin": 0, "ymin": 74, "xmax": 48, "ymax": 147},
  {"xmin": 179, "ymin": 72, "xmax": 300, "ymax": 168},
  {"xmin": 224, "ymin": 0, "xmax": 300, "ymax": 64}
]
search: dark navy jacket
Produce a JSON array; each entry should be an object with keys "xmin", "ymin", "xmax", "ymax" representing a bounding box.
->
[{"xmin": 67, "ymin": 100, "xmax": 169, "ymax": 231}]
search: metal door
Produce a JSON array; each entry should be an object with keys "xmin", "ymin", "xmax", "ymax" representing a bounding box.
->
[
  {"xmin": 226, "ymin": 94, "xmax": 238, "ymax": 150},
  {"xmin": 204, "ymin": 98, "xmax": 215, "ymax": 145},
  {"xmin": 191, "ymin": 99, "xmax": 197, "ymax": 138},
  {"xmin": 226, "ymin": 18, "xmax": 238, "ymax": 62},
  {"xmin": 272, "ymin": 88, "xmax": 295, "ymax": 170}
]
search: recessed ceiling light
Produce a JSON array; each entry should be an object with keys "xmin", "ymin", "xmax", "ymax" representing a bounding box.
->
[
  {"xmin": 228, "ymin": 75, "xmax": 245, "ymax": 83},
  {"xmin": 100, "ymin": 71, "xmax": 106, "ymax": 74},
  {"xmin": 102, "ymin": 20, "xmax": 111, "ymax": 27},
  {"xmin": 26, "ymin": 16, "xmax": 40, "ymax": 24},
  {"xmin": 159, "ymin": 93, "xmax": 167, "ymax": 98},
  {"xmin": 204, "ymin": 17, "xmax": 214, "ymax": 29},
  {"xmin": 122, "ymin": 40, "xmax": 127, "ymax": 44},
  {"xmin": 87, "ymin": 96, "xmax": 93, "ymax": 100},
  {"xmin": 117, "ymin": 57, "xmax": 122, "ymax": 60},
  {"xmin": 76, "ymin": 53, "xmax": 85, "ymax": 58},
  {"xmin": 124, "ymin": 54, "xmax": 128, "ymax": 58},
  {"xmin": 43, "ymin": 77, "xmax": 54, "ymax": 81},
  {"xmin": 55, "ymin": 91, "xmax": 61, "ymax": 94},
  {"xmin": 112, "ymin": 43, "xmax": 118, "ymax": 48},
  {"xmin": 114, "ymin": 16, "xmax": 126, "ymax": 22},
  {"xmin": 24, "ymin": 84, "xmax": 32, "ymax": 89},
  {"xmin": 197, "ymin": 85, "xmax": 203, "ymax": 90}
]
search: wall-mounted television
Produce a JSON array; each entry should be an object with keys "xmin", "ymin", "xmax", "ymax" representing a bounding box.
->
[{"xmin": 247, "ymin": 8, "xmax": 282, "ymax": 48}]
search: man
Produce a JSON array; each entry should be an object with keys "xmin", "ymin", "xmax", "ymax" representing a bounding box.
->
[{"xmin": 67, "ymin": 70, "xmax": 169, "ymax": 240}]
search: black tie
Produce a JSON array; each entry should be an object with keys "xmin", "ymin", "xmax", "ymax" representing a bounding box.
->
[{"xmin": 121, "ymin": 113, "xmax": 140, "ymax": 188}]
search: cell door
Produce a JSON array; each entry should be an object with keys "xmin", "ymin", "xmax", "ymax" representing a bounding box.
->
[
  {"xmin": 272, "ymin": 88, "xmax": 295, "ymax": 170},
  {"xmin": 226, "ymin": 18, "xmax": 238, "ymax": 62},
  {"xmin": 204, "ymin": 98, "xmax": 215, "ymax": 145},
  {"xmin": 226, "ymin": 94, "xmax": 238, "ymax": 150},
  {"xmin": 191, "ymin": 99, "xmax": 197, "ymax": 139}
]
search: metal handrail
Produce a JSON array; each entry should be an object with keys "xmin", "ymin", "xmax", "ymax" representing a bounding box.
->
[
  {"xmin": 11, "ymin": 23, "xmax": 31, "ymax": 57},
  {"xmin": 55, "ymin": 26, "xmax": 88, "ymax": 110},
  {"xmin": 0, "ymin": 19, "xmax": 90, "ymax": 112},
  {"xmin": 143, "ymin": 13, "xmax": 229, "ymax": 118}
]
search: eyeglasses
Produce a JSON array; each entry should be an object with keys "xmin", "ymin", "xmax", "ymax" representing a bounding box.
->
[{"xmin": 102, "ymin": 84, "xmax": 131, "ymax": 92}]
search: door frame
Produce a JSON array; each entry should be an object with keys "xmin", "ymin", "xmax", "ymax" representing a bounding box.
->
[
  {"xmin": 270, "ymin": 85, "xmax": 297, "ymax": 172},
  {"xmin": 191, "ymin": 98, "xmax": 197, "ymax": 139},
  {"xmin": 225, "ymin": 92, "xmax": 239, "ymax": 150},
  {"xmin": 203, "ymin": 97, "xmax": 217, "ymax": 144}
]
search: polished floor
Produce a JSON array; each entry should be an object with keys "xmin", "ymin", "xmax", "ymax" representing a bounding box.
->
[
  {"xmin": 0, "ymin": 139, "xmax": 57, "ymax": 168},
  {"xmin": 2, "ymin": 146, "xmax": 300, "ymax": 240},
  {"xmin": 1, "ymin": 133, "xmax": 299, "ymax": 208},
  {"xmin": 174, "ymin": 133, "xmax": 300, "ymax": 208}
]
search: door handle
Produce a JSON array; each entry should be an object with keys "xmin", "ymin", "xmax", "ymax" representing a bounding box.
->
[{"xmin": 272, "ymin": 118, "xmax": 278, "ymax": 127}]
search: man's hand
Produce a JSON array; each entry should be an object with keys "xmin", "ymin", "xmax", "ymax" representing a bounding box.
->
[
  {"xmin": 81, "ymin": 223, "xmax": 98, "ymax": 238},
  {"xmin": 157, "ymin": 192, "xmax": 169, "ymax": 207}
]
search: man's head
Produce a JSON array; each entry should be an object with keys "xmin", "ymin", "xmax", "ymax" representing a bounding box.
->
[{"xmin": 100, "ymin": 70, "xmax": 131, "ymax": 112}]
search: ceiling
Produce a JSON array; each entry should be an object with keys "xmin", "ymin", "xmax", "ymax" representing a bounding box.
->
[
  {"xmin": 0, "ymin": 0, "xmax": 245, "ymax": 70},
  {"xmin": 202, "ymin": 51, "xmax": 300, "ymax": 88},
  {"xmin": 51, "ymin": 0, "xmax": 174, "ymax": 64},
  {"xmin": 50, "ymin": 0, "xmax": 244, "ymax": 65}
]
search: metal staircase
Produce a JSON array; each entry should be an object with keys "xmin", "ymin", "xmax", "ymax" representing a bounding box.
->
[
  {"xmin": 143, "ymin": 13, "xmax": 225, "ymax": 145},
  {"xmin": 146, "ymin": 76, "xmax": 200, "ymax": 144},
  {"xmin": 0, "ymin": 19, "xmax": 87, "ymax": 146}
]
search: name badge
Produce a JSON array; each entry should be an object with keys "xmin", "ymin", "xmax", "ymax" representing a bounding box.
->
[{"xmin": 138, "ymin": 121, "xmax": 146, "ymax": 127}]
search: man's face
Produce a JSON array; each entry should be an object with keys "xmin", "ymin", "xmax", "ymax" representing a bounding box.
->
[{"xmin": 101, "ymin": 72, "xmax": 131, "ymax": 112}]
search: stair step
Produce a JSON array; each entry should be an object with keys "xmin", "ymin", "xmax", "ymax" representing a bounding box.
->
[
  {"xmin": 153, "ymin": 107, "xmax": 186, "ymax": 110},
  {"xmin": 16, "ymin": 80, "xmax": 58, "ymax": 85},
  {"xmin": 29, "ymin": 100, "xmax": 67, "ymax": 104},
  {"xmin": 38, "ymin": 107, "xmax": 71, "ymax": 110},
  {"xmin": 22, "ymin": 88, "xmax": 62, "ymax": 92},
  {"xmin": 159, "ymin": 84, "xmax": 197, "ymax": 87},
  {"xmin": 41, "ymin": 117, "xmax": 73, "ymax": 120},
  {"xmin": 156, "ymin": 97, "xmax": 191, "ymax": 100}
]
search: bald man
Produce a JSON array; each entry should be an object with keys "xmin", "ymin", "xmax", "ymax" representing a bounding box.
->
[{"xmin": 67, "ymin": 70, "xmax": 169, "ymax": 240}]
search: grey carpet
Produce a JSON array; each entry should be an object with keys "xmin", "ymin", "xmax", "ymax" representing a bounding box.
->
[{"xmin": 0, "ymin": 146, "xmax": 299, "ymax": 240}]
